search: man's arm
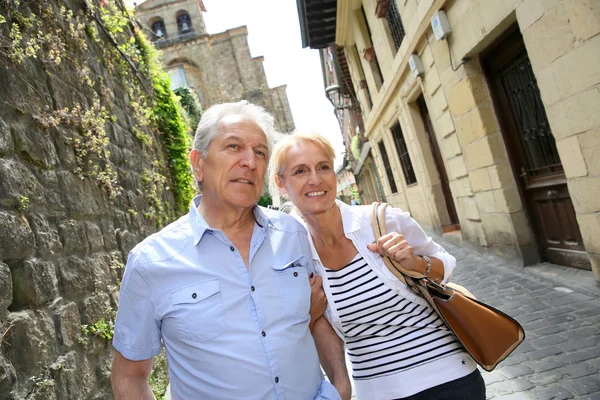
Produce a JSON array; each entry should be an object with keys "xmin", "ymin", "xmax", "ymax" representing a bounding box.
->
[
  {"xmin": 312, "ymin": 318, "xmax": 351, "ymax": 400},
  {"xmin": 111, "ymin": 350, "xmax": 155, "ymax": 400}
]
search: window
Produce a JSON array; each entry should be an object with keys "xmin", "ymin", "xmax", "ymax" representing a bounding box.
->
[
  {"xmin": 167, "ymin": 67, "xmax": 188, "ymax": 89},
  {"xmin": 391, "ymin": 123, "xmax": 417, "ymax": 185},
  {"xmin": 386, "ymin": 0, "xmax": 406, "ymax": 51},
  {"xmin": 378, "ymin": 141, "xmax": 398, "ymax": 194},
  {"xmin": 151, "ymin": 19, "xmax": 166, "ymax": 40},
  {"xmin": 177, "ymin": 12, "xmax": 192, "ymax": 33},
  {"xmin": 360, "ymin": 7, "xmax": 384, "ymax": 90}
]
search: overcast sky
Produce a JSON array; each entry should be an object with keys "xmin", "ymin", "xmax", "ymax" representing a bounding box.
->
[{"xmin": 130, "ymin": 0, "xmax": 345, "ymax": 167}]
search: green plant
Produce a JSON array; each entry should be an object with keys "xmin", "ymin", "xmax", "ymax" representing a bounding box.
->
[
  {"xmin": 258, "ymin": 192, "xmax": 272, "ymax": 207},
  {"xmin": 174, "ymin": 87, "xmax": 202, "ymax": 132},
  {"xmin": 148, "ymin": 351, "xmax": 169, "ymax": 400},
  {"xmin": 351, "ymin": 134, "xmax": 362, "ymax": 163},
  {"xmin": 17, "ymin": 195, "xmax": 29, "ymax": 212}
]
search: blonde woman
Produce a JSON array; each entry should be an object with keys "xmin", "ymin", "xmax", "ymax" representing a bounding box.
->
[{"xmin": 270, "ymin": 131, "xmax": 485, "ymax": 400}]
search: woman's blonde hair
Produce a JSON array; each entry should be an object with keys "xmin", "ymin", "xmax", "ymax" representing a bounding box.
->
[{"xmin": 269, "ymin": 130, "xmax": 336, "ymax": 197}]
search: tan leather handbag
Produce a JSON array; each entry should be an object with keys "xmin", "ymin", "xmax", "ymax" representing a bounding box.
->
[{"xmin": 371, "ymin": 202, "xmax": 525, "ymax": 372}]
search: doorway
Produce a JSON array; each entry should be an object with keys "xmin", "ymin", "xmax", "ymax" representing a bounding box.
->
[
  {"xmin": 417, "ymin": 95, "xmax": 460, "ymax": 232},
  {"xmin": 483, "ymin": 28, "xmax": 590, "ymax": 269}
]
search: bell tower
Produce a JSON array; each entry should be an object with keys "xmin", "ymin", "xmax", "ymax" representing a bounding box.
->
[{"xmin": 135, "ymin": 0, "xmax": 207, "ymax": 45}]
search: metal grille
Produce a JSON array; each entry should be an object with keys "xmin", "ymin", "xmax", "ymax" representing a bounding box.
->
[
  {"xmin": 378, "ymin": 141, "xmax": 398, "ymax": 194},
  {"xmin": 391, "ymin": 123, "xmax": 417, "ymax": 185},
  {"xmin": 499, "ymin": 51, "xmax": 560, "ymax": 174},
  {"xmin": 387, "ymin": 1, "xmax": 406, "ymax": 51}
]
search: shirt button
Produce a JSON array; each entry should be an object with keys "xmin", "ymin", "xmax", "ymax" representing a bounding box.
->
[
  {"xmin": 230, "ymin": 246, "xmax": 235, "ymax": 251},
  {"xmin": 274, "ymin": 377, "xmax": 279, "ymax": 383},
  {"xmin": 293, "ymin": 272, "xmax": 298, "ymax": 277},
  {"xmin": 251, "ymin": 286, "xmax": 255, "ymax": 292},
  {"xmin": 396, "ymin": 289, "xmax": 400, "ymax": 294},
  {"xmin": 192, "ymin": 293, "xmax": 197, "ymax": 299},
  {"xmin": 261, "ymin": 331, "xmax": 266, "ymax": 337}
]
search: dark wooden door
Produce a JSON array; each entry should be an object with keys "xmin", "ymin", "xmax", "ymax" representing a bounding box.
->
[
  {"xmin": 483, "ymin": 28, "xmax": 590, "ymax": 269},
  {"xmin": 417, "ymin": 96, "xmax": 460, "ymax": 231}
]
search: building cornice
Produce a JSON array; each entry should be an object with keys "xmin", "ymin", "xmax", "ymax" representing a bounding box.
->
[
  {"xmin": 335, "ymin": 0, "xmax": 350, "ymax": 46},
  {"xmin": 364, "ymin": 0, "xmax": 447, "ymax": 133}
]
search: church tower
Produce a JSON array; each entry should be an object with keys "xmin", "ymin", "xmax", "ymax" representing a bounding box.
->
[{"xmin": 135, "ymin": 0, "xmax": 295, "ymax": 133}]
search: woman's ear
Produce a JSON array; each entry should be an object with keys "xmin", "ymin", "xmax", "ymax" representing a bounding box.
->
[{"xmin": 275, "ymin": 175, "xmax": 288, "ymax": 196}]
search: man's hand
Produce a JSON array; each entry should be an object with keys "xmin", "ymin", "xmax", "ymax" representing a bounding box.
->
[{"xmin": 309, "ymin": 273, "xmax": 327, "ymax": 332}]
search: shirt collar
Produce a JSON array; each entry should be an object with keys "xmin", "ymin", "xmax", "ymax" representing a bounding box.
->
[{"xmin": 189, "ymin": 195, "xmax": 271, "ymax": 246}]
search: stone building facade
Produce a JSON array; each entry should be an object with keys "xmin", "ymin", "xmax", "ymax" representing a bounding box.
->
[
  {"xmin": 298, "ymin": 0, "xmax": 600, "ymax": 281},
  {"xmin": 135, "ymin": 0, "xmax": 295, "ymax": 133}
]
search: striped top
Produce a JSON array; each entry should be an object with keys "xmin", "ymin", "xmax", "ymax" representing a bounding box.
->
[{"xmin": 325, "ymin": 254, "xmax": 464, "ymax": 381}]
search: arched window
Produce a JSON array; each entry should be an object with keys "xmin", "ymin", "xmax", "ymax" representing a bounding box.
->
[
  {"xmin": 151, "ymin": 19, "xmax": 166, "ymax": 39},
  {"xmin": 177, "ymin": 12, "xmax": 192, "ymax": 33}
]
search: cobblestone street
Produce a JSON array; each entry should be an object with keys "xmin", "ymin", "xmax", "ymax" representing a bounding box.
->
[{"xmin": 436, "ymin": 236, "xmax": 600, "ymax": 400}]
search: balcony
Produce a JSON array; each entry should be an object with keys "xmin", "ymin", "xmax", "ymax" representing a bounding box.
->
[{"xmin": 152, "ymin": 30, "xmax": 198, "ymax": 49}]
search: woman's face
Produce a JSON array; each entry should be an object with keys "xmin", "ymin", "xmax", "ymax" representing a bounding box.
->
[{"xmin": 277, "ymin": 141, "xmax": 337, "ymax": 215}]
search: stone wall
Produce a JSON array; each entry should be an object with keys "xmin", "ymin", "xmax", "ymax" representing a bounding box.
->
[{"xmin": 0, "ymin": 1, "xmax": 185, "ymax": 398}]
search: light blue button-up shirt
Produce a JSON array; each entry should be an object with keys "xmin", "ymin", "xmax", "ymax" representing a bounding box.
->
[{"xmin": 113, "ymin": 196, "xmax": 340, "ymax": 400}]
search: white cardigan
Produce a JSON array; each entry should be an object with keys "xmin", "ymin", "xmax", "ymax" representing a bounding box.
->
[{"xmin": 304, "ymin": 201, "xmax": 476, "ymax": 399}]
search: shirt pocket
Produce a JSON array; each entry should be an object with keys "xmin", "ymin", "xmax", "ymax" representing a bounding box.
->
[
  {"xmin": 171, "ymin": 279, "xmax": 227, "ymax": 342},
  {"xmin": 271, "ymin": 256, "xmax": 310, "ymax": 320}
]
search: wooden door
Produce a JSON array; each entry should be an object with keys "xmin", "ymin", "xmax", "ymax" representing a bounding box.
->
[
  {"xmin": 483, "ymin": 28, "xmax": 590, "ymax": 269},
  {"xmin": 417, "ymin": 95, "xmax": 460, "ymax": 231}
]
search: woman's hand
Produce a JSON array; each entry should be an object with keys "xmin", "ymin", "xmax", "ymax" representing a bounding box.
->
[
  {"xmin": 309, "ymin": 273, "xmax": 327, "ymax": 332},
  {"xmin": 367, "ymin": 232, "xmax": 421, "ymax": 271}
]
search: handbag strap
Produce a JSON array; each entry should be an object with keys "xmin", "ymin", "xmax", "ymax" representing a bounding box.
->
[{"xmin": 371, "ymin": 202, "xmax": 425, "ymax": 293}]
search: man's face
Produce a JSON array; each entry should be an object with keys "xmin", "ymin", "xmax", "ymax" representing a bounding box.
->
[{"xmin": 191, "ymin": 115, "xmax": 269, "ymax": 212}]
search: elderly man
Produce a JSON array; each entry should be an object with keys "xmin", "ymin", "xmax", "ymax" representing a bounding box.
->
[{"xmin": 111, "ymin": 101, "xmax": 351, "ymax": 399}]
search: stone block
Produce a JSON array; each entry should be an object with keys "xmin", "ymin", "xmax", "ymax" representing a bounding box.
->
[
  {"xmin": 481, "ymin": 213, "xmax": 519, "ymax": 246},
  {"xmin": 535, "ymin": 63, "xmax": 560, "ymax": 107},
  {"xmin": 50, "ymin": 351, "xmax": 96, "ymax": 400},
  {"xmin": 517, "ymin": 0, "xmax": 544, "ymax": 32},
  {"xmin": 12, "ymin": 121, "xmax": 59, "ymax": 170},
  {"xmin": 0, "ymin": 354, "xmax": 16, "ymax": 398},
  {"xmin": 421, "ymin": 44, "xmax": 434, "ymax": 68},
  {"xmin": 99, "ymin": 219, "xmax": 118, "ymax": 251},
  {"xmin": 0, "ymin": 211, "xmax": 35, "ymax": 260},
  {"xmin": 57, "ymin": 171, "xmax": 107, "ymax": 217},
  {"xmin": 442, "ymin": 134, "xmax": 462, "ymax": 158},
  {"xmin": 424, "ymin": 67, "xmax": 441, "ymax": 96},
  {"xmin": 489, "ymin": 163, "xmax": 517, "ymax": 190},
  {"xmin": 84, "ymin": 222, "xmax": 105, "ymax": 254},
  {"xmin": 5, "ymin": 310, "xmax": 57, "ymax": 376},
  {"xmin": 0, "ymin": 159, "xmax": 44, "ymax": 205},
  {"xmin": 551, "ymin": 34, "xmax": 600, "ymax": 101},
  {"xmin": 429, "ymin": 31, "xmax": 450, "ymax": 72},
  {"xmin": 447, "ymin": 74, "xmax": 490, "ymax": 118},
  {"xmin": 81, "ymin": 292, "xmax": 111, "ymax": 326},
  {"xmin": 579, "ymin": 128, "xmax": 600, "ymax": 175},
  {"xmin": 450, "ymin": 176, "xmax": 474, "ymax": 198},
  {"xmin": 89, "ymin": 253, "xmax": 113, "ymax": 291},
  {"xmin": 565, "ymin": 0, "xmax": 600, "ymax": 41},
  {"xmin": 0, "ymin": 262, "xmax": 11, "ymax": 317},
  {"xmin": 28, "ymin": 213, "xmax": 62, "ymax": 258},
  {"xmin": 475, "ymin": 191, "xmax": 497, "ymax": 214},
  {"xmin": 576, "ymin": 212, "xmax": 600, "ymax": 253},
  {"xmin": 117, "ymin": 229, "xmax": 142, "ymax": 256},
  {"xmin": 464, "ymin": 138, "xmax": 494, "ymax": 171},
  {"xmin": 455, "ymin": 104, "xmax": 499, "ymax": 147},
  {"xmin": 428, "ymin": 88, "xmax": 448, "ymax": 120},
  {"xmin": 540, "ymin": 0, "xmax": 560, "ymax": 10},
  {"xmin": 556, "ymin": 136, "xmax": 588, "ymax": 178},
  {"xmin": 11, "ymin": 258, "xmax": 58, "ymax": 307},
  {"xmin": 435, "ymin": 110, "xmax": 456, "ymax": 138},
  {"xmin": 459, "ymin": 196, "xmax": 480, "ymax": 221},
  {"xmin": 447, "ymin": 155, "xmax": 468, "ymax": 180},
  {"xmin": 59, "ymin": 220, "xmax": 88, "ymax": 256},
  {"xmin": 548, "ymin": 88, "xmax": 600, "ymax": 139},
  {"xmin": 590, "ymin": 253, "xmax": 600, "ymax": 282},
  {"xmin": 493, "ymin": 187, "xmax": 524, "ymax": 214},
  {"xmin": 523, "ymin": 3, "xmax": 574, "ymax": 70},
  {"xmin": 0, "ymin": 117, "xmax": 13, "ymax": 157},
  {"xmin": 57, "ymin": 256, "xmax": 95, "ymax": 300},
  {"xmin": 469, "ymin": 168, "xmax": 492, "ymax": 193},
  {"xmin": 568, "ymin": 176, "xmax": 600, "ymax": 213},
  {"xmin": 55, "ymin": 302, "xmax": 81, "ymax": 348}
]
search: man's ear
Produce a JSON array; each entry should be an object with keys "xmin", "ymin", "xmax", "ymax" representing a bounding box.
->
[
  {"xmin": 190, "ymin": 149, "xmax": 204, "ymax": 183},
  {"xmin": 275, "ymin": 175, "xmax": 287, "ymax": 196}
]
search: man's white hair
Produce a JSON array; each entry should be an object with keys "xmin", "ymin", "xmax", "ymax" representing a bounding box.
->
[{"xmin": 193, "ymin": 100, "xmax": 280, "ymax": 158}]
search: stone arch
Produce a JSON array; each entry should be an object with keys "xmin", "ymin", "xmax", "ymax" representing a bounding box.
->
[
  {"xmin": 175, "ymin": 10, "xmax": 193, "ymax": 34},
  {"xmin": 165, "ymin": 58, "xmax": 207, "ymax": 109},
  {"xmin": 148, "ymin": 16, "xmax": 167, "ymax": 39}
]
